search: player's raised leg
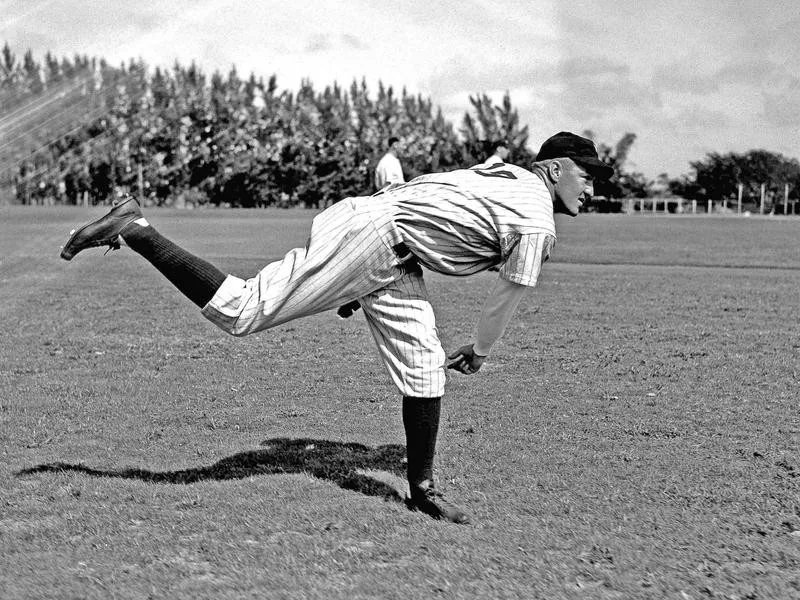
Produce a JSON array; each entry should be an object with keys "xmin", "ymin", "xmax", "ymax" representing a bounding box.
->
[
  {"xmin": 60, "ymin": 195, "xmax": 403, "ymax": 335},
  {"xmin": 60, "ymin": 195, "xmax": 226, "ymax": 308}
]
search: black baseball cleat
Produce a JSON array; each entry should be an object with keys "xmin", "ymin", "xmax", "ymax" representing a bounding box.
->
[
  {"xmin": 406, "ymin": 480, "xmax": 471, "ymax": 524},
  {"xmin": 60, "ymin": 195, "xmax": 143, "ymax": 261}
]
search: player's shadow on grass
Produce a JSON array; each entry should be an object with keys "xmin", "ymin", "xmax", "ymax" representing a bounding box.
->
[{"xmin": 18, "ymin": 437, "xmax": 409, "ymax": 503}]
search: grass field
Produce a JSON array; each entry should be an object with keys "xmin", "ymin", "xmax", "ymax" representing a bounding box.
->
[{"xmin": 1, "ymin": 205, "xmax": 799, "ymax": 599}]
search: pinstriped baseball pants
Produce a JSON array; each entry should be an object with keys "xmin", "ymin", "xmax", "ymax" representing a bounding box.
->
[
  {"xmin": 360, "ymin": 269, "xmax": 445, "ymax": 398},
  {"xmin": 201, "ymin": 197, "xmax": 446, "ymax": 397}
]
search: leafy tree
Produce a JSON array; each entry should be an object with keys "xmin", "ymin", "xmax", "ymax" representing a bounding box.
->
[
  {"xmin": 0, "ymin": 43, "xmax": 670, "ymax": 207},
  {"xmin": 580, "ymin": 130, "xmax": 648, "ymax": 199},
  {"xmin": 460, "ymin": 92, "xmax": 532, "ymax": 165},
  {"xmin": 675, "ymin": 150, "xmax": 800, "ymax": 211}
]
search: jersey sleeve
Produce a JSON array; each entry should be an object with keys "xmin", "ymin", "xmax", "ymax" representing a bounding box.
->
[{"xmin": 498, "ymin": 232, "xmax": 556, "ymax": 287}]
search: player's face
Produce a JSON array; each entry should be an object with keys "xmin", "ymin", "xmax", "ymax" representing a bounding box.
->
[{"xmin": 553, "ymin": 161, "xmax": 594, "ymax": 217}]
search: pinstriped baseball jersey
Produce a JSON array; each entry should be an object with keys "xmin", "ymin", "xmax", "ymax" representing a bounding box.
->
[{"xmin": 373, "ymin": 162, "xmax": 556, "ymax": 286}]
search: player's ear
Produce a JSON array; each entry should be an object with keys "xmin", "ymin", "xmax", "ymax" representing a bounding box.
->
[{"xmin": 546, "ymin": 160, "xmax": 563, "ymax": 183}]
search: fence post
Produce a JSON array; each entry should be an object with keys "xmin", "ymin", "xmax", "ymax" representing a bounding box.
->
[
  {"xmin": 785, "ymin": 183, "xmax": 789, "ymax": 215},
  {"xmin": 737, "ymin": 183, "xmax": 742, "ymax": 214}
]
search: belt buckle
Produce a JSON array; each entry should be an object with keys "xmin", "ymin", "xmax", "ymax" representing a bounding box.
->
[{"xmin": 392, "ymin": 242, "xmax": 412, "ymax": 262}]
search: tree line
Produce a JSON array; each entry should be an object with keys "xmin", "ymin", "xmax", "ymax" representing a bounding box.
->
[{"xmin": 1, "ymin": 43, "xmax": 797, "ymax": 210}]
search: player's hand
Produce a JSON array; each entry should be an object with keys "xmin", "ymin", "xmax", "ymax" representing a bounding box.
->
[
  {"xmin": 336, "ymin": 300, "xmax": 361, "ymax": 319},
  {"xmin": 447, "ymin": 344, "xmax": 487, "ymax": 375}
]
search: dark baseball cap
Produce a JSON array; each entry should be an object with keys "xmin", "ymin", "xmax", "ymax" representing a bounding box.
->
[{"xmin": 536, "ymin": 131, "xmax": 614, "ymax": 180}]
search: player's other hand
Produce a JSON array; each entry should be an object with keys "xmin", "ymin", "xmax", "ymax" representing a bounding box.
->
[{"xmin": 447, "ymin": 344, "xmax": 487, "ymax": 375}]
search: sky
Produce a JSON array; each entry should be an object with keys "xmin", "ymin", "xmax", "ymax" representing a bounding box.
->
[{"xmin": 2, "ymin": 0, "xmax": 799, "ymax": 179}]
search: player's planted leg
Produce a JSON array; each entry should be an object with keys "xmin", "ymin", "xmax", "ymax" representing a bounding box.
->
[{"xmin": 403, "ymin": 396, "xmax": 470, "ymax": 524}]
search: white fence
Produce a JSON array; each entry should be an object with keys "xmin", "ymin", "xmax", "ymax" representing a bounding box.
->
[{"xmin": 624, "ymin": 196, "xmax": 798, "ymax": 215}]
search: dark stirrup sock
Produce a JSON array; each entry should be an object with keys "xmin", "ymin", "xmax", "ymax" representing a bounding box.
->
[
  {"xmin": 121, "ymin": 222, "xmax": 227, "ymax": 308},
  {"xmin": 402, "ymin": 396, "xmax": 442, "ymax": 486}
]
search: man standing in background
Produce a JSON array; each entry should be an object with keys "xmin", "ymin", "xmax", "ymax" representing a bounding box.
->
[
  {"xmin": 374, "ymin": 136, "xmax": 404, "ymax": 191},
  {"xmin": 483, "ymin": 140, "xmax": 510, "ymax": 166}
]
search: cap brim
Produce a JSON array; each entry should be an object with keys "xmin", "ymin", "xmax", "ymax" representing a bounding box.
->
[{"xmin": 573, "ymin": 157, "xmax": 614, "ymax": 181}]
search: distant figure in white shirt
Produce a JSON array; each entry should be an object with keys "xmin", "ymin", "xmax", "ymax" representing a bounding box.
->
[
  {"xmin": 374, "ymin": 136, "xmax": 405, "ymax": 191},
  {"xmin": 483, "ymin": 140, "xmax": 510, "ymax": 166}
]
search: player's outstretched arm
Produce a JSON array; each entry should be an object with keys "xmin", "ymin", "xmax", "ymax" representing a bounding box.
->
[{"xmin": 447, "ymin": 278, "xmax": 528, "ymax": 375}]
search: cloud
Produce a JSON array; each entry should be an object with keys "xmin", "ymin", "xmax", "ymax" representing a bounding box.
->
[
  {"xmin": 716, "ymin": 59, "xmax": 784, "ymax": 87},
  {"xmin": 552, "ymin": 57, "xmax": 661, "ymax": 120},
  {"xmin": 301, "ymin": 33, "xmax": 366, "ymax": 56},
  {"xmin": 557, "ymin": 56, "xmax": 630, "ymax": 80},
  {"xmin": 341, "ymin": 33, "xmax": 366, "ymax": 50},
  {"xmin": 652, "ymin": 63, "xmax": 720, "ymax": 95},
  {"xmin": 653, "ymin": 57, "xmax": 794, "ymax": 96},
  {"xmin": 672, "ymin": 105, "xmax": 732, "ymax": 130},
  {"xmin": 305, "ymin": 34, "xmax": 333, "ymax": 53},
  {"xmin": 732, "ymin": 13, "xmax": 800, "ymax": 71},
  {"xmin": 650, "ymin": 55, "xmax": 800, "ymax": 130},
  {"xmin": 559, "ymin": 78, "xmax": 661, "ymax": 120},
  {"xmin": 425, "ymin": 54, "xmax": 633, "ymax": 99},
  {"xmin": 762, "ymin": 80, "xmax": 800, "ymax": 127},
  {"xmin": 423, "ymin": 56, "xmax": 519, "ymax": 99},
  {"xmin": 427, "ymin": 52, "xmax": 662, "ymax": 157}
]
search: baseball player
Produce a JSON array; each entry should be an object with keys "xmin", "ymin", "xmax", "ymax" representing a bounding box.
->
[
  {"xmin": 374, "ymin": 136, "xmax": 404, "ymax": 191},
  {"xmin": 60, "ymin": 131, "xmax": 612, "ymax": 524},
  {"xmin": 482, "ymin": 139, "xmax": 510, "ymax": 166}
]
